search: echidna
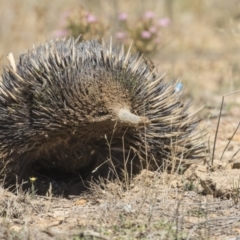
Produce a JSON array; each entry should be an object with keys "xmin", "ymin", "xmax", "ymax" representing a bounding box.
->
[{"xmin": 0, "ymin": 37, "xmax": 205, "ymax": 195}]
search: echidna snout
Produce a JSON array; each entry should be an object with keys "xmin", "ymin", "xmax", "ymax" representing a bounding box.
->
[
  {"xmin": 115, "ymin": 109, "xmax": 150, "ymax": 127},
  {"xmin": 0, "ymin": 38, "xmax": 205, "ymax": 195}
]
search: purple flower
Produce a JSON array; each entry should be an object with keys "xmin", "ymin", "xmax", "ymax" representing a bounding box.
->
[
  {"xmin": 54, "ymin": 30, "xmax": 68, "ymax": 38},
  {"xmin": 144, "ymin": 11, "xmax": 154, "ymax": 19},
  {"xmin": 59, "ymin": 11, "xmax": 71, "ymax": 26},
  {"xmin": 86, "ymin": 14, "xmax": 97, "ymax": 23},
  {"xmin": 118, "ymin": 12, "xmax": 128, "ymax": 21},
  {"xmin": 116, "ymin": 32, "xmax": 126, "ymax": 40},
  {"xmin": 61, "ymin": 11, "xmax": 71, "ymax": 20},
  {"xmin": 158, "ymin": 18, "xmax": 170, "ymax": 27},
  {"xmin": 141, "ymin": 30, "xmax": 151, "ymax": 39},
  {"xmin": 149, "ymin": 26, "xmax": 157, "ymax": 33}
]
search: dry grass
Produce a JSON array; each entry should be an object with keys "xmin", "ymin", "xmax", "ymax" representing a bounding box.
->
[{"xmin": 0, "ymin": 0, "xmax": 240, "ymax": 239}]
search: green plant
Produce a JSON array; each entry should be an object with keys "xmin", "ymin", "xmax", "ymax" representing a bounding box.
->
[
  {"xmin": 56, "ymin": 8, "xmax": 170, "ymax": 56},
  {"xmin": 55, "ymin": 6, "xmax": 108, "ymax": 41},
  {"xmin": 116, "ymin": 11, "xmax": 171, "ymax": 55},
  {"xmin": 29, "ymin": 177, "xmax": 37, "ymax": 197},
  {"xmin": 230, "ymin": 176, "xmax": 240, "ymax": 205}
]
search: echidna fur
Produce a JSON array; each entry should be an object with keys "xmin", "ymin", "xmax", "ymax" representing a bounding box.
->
[{"xmin": 0, "ymin": 37, "xmax": 205, "ymax": 194}]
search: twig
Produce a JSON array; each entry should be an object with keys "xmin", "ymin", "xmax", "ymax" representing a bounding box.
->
[
  {"xmin": 211, "ymin": 96, "xmax": 224, "ymax": 165},
  {"xmin": 43, "ymin": 229, "xmax": 110, "ymax": 240},
  {"xmin": 211, "ymin": 90, "xmax": 240, "ymax": 165},
  {"xmin": 79, "ymin": 230, "xmax": 111, "ymax": 240},
  {"xmin": 187, "ymin": 216, "xmax": 240, "ymax": 239},
  {"xmin": 220, "ymin": 121, "xmax": 240, "ymax": 161},
  {"xmin": 230, "ymin": 147, "xmax": 240, "ymax": 162}
]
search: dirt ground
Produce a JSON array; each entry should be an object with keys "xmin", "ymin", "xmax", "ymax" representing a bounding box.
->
[{"xmin": 0, "ymin": 0, "xmax": 240, "ymax": 239}]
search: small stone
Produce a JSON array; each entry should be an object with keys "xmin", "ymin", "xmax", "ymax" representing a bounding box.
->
[{"xmin": 232, "ymin": 160, "xmax": 240, "ymax": 169}]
